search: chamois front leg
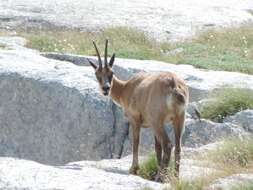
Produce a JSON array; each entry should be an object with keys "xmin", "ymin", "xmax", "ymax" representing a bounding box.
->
[
  {"xmin": 129, "ymin": 120, "xmax": 141, "ymax": 175},
  {"xmin": 173, "ymin": 112, "xmax": 185, "ymax": 177}
]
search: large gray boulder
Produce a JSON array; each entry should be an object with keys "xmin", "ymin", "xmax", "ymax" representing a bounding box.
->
[
  {"xmin": 182, "ymin": 119, "xmax": 249, "ymax": 147},
  {"xmin": 0, "ymin": 38, "xmax": 128, "ymax": 165},
  {"xmin": 224, "ymin": 110, "xmax": 253, "ymax": 133}
]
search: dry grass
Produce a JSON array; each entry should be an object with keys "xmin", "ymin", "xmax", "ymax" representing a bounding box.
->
[{"xmin": 203, "ymin": 137, "xmax": 253, "ymax": 172}]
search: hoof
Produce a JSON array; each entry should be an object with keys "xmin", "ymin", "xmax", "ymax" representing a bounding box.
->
[
  {"xmin": 154, "ymin": 168, "xmax": 167, "ymax": 183},
  {"xmin": 174, "ymin": 171, "xmax": 179, "ymax": 178},
  {"xmin": 129, "ymin": 165, "xmax": 139, "ymax": 175},
  {"xmin": 154, "ymin": 173, "xmax": 163, "ymax": 183}
]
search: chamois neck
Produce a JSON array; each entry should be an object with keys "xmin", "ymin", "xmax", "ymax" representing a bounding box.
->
[{"xmin": 109, "ymin": 75, "xmax": 126, "ymax": 106}]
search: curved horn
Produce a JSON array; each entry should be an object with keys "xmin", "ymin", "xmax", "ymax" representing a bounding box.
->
[
  {"xmin": 92, "ymin": 41, "xmax": 102, "ymax": 68},
  {"xmin": 109, "ymin": 53, "xmax": 115, "ymax": 67},
  {"xmin": 104, "ymin": 39, "xmax": 108, "ymax": 67},
  {"xmin": 87, "ymin": 58, "xmax": 97, "ymax": 70}
]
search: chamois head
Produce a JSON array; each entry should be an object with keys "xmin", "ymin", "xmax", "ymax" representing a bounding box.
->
[{"xmin": 88, "ymin": 40, "xmax": 115, "ymax": 96}]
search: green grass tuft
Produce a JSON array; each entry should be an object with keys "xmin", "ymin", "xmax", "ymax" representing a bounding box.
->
[
  {"xmin": 173, "ymin": 180, "xmax": 204, "ymax": 190},
  {"xmin": 138, "ymin": 153, "xmax": 175, "ymax": 181},
  {"xmin": 138, "ymin": 153, "xmax": 158, "ymax": 180},
  {"xmin": 201, "ymin": 88, "xmax": 253, "ymax": 122}
]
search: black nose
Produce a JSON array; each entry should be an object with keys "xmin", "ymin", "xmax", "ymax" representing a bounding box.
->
[{"xmin": 102, "ymin": 86, "xmax": 110, "ymax": 91}]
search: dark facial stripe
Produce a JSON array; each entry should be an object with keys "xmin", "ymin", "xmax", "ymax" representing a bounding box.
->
[{"xmin": 108, "ymin": 74, "xmax": 113, "ymax": 84}]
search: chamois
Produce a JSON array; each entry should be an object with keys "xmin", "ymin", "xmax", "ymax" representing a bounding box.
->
[{"xmin": 88, "ymin": 40, "xmax": 189, "ymax": 181}]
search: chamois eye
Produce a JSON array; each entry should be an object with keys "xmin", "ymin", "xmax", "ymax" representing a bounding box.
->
[{"xmin": 96, "ymin": 76, "xmax": 102, "ymax": 82}]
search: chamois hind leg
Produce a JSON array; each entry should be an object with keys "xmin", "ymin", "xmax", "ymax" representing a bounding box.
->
[
  {"xmin": 155, "ymin": 136, "xmax": 162, "ymax": 168},
  {"xmin": 154, "ymin": 135, "xmax": 162, "ymax": 182},
  {"xmin": 153, "ymin": 124, "xmax": 172, "ymax": 182},
  {"xmin": 173, "ymin": 112, "xmax": 185, "ymax": 177},
  {"xmin": 129, "ymin": 119, "xmax": 141, "ymax": 175}
]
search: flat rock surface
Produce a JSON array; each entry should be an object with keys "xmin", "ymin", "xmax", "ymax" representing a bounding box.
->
[
  {"xmin": 0, "ymin": 142, "xmax": 221, "ymax": 190},
  {"xmin": 0, "ymin": 157, "xmax": 162, "ymax": 190},
  {"xmin": 0, "ymin": 0, "xmax": 253, "ymax": 41}
]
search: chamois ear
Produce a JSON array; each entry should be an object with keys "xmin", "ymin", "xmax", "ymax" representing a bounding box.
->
[
  {"xmin": 109, "ymin": 53, "xmax": 115, "ymax": 67},
  {"xmin": 87, "ymin": 58, "xmax": 97, "ymax": 70}
]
